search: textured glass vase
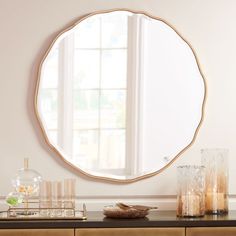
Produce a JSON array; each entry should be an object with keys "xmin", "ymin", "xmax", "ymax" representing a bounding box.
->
[
  {"xmin": 177, "ymin": 165, "xmax": 205, "ymax": 217},
  {"xmin": 201, "ymin": 148, "xmax": 228, "ymax": 215}
]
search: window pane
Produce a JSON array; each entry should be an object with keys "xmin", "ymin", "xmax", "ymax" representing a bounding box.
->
[
  {"xmin": 99, "ymin": 130, "xmax": 125, "ymax": 169},
  {"xmin": 39, "ymin": 89, "xmax": 58, "ymax": 129},
  {"xmin": 74, "ymin": 16, "xmax": 100, "ymax": 48},
  {"xmin": 101, "ymin": 50, "xmax": 127, "ymax": 88},
  {"xmin": 101, "ymin": 12, "xmax": 128, "ymax": 48},
  {"xmin": 73, "ymin": 90, "xmax": 99, "ymax": 129},
  {"xmin": 41, "ymin": 49, "xmax": 58, "ymax": 89},
  {"xmin": 100, "ymin": 90, "xmax": 126, "ymax": 128},
  {"xmin": 74, "ymin": 49, "xmax": 100, "ymax": 89},
  {"xmin": 73, "ymin": 130, "xmax": 98, "ymax": 169}
]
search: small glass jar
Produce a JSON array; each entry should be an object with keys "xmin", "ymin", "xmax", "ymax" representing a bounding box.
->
[
  {"xmin": 177, "ymin": 165, "xmax": 205, "ymax": 217},
  {"xmin": 12, "ymin": 168, "xmax": 42, "ymax": 196},
  {"xmin": 6, "ymin": 192, "xmax": 23, "ymax": 207},
  {"xmin": 12, "ymin": 159, "xmax": 42, "ymax": 197},
  {"xmin": 201, "ymin": 148, "xmax": 228, "ymax": 215},
  {"xmin": 11, "ymin": 158, "xmax": 42, "ymax": 215}
]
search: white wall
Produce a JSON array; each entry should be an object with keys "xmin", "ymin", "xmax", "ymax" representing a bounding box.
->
[{"xmin": 1, "ymin": 0, "xmax": 236, "ymax": 210}]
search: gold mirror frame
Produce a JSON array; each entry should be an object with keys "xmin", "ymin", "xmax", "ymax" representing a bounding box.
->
[{"xmin": 34, "ymin": 9, "xmax": 207, "ymax": 183}]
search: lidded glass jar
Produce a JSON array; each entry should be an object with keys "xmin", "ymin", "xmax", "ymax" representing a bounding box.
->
[
  {"xmin": 177, "ymin": 165, "xmax": 205, "ymax": 217},
  {"xmin": 12, "ymin": 158, "xmax": 42, "ymax": 197},
  {"xmin": 201, "ymin": 148, "xmax": 228, "ymax": 215}
]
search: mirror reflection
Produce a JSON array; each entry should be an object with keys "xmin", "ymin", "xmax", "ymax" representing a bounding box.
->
[{"xmin": 36, "ymin": 10, "xmax": 205, "ymax": 181}]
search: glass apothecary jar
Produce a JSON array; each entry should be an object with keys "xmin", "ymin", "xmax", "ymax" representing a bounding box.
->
[
  {"xmin": 201, "ymin": 148, "xmax": 228, "ymax": 215},
  {"xmin": 177, "ymin": 165, "xmax": 205, "ymax": 217},
  {"xmin": 12, "ymin": 159, "xmax": 42, "ymax": 197},
  {"xmin": 10, "ymin": 158, "xmax": 42, "ymax": 215}
]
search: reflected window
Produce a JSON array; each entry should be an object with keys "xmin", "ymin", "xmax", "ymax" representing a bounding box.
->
[{"xmin": 40, "ymin": 12, "xmax": 131, "ymax": 174}]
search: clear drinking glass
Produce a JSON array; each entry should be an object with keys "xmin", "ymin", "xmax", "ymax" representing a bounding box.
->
[
  {"xmin": 177, "ymin": 165, "xmax": 205, "ymax": 217},
  {"xmin": 51, "ymin": 181, "xmax": 62, "ymax": 216},
  {"xmin": 39, "ymin": 180, "xmax": 52, "ymax": 216},
  {"xmin": 201, "ymin": 148, "xmax": 228, "ymax": 215},
  {"xmin": 64, "ymin": 178, "xmax": 76, "ymax": 216}
]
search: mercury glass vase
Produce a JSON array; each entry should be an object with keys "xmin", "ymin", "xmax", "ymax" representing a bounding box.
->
[
  {"xmin": 177, "ymin": 165, "xmax": 205, "ymax": 217},
  {"xmin": 201, "ymin": 148, "xmax": 228, "ymax": 215}
]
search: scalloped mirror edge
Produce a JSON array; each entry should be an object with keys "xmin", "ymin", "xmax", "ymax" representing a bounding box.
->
[{"xmin": 34, "ymin": 8, "xmax": 207, "ymax": 183}]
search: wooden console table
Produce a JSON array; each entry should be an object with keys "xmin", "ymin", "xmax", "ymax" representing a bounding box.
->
[{"xmin": 0, "ymin": 211, "xmax": 236, "ymax": 236}]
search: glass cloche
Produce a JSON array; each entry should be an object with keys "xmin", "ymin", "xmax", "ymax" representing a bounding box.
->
[{"xmin": 12, "ymin": 158, "xmax": 42, "ymax": 196}]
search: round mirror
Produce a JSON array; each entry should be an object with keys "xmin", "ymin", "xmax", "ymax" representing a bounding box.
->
[{"xmin": 35, "ymin": 10, "xmax": 205, "ymax": 182}]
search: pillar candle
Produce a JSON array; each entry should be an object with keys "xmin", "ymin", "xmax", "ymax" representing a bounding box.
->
[
  {"xmin": 206, "ymin": 192, "xmax": 225, "ymax": 211},
  {"xmin": 182, "ymin": 194, "xmax": 200, "ymax": 216}
]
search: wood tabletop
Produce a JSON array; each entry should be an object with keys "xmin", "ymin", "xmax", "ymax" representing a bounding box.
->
[{"xmin": 0, "ymin": 211, "xmax": 236, "ymax": 229}]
